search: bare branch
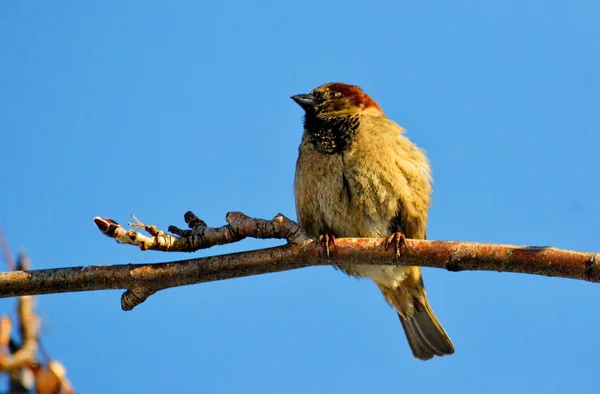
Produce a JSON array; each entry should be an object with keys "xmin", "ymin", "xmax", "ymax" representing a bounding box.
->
[
  {"xmin": 0, "ymin": 211, "xmax": 597, "ymax": 311},
  {"xmin": 0, "ymin": 223, "xmax": 16, "ymax": 272},
  {"xmin": 0, "ymin": 254, "xmax": 39, "ymax": 374},
  {"xmin": 93, "ymin": 211, "xmax": 308, "ymax": 252}
]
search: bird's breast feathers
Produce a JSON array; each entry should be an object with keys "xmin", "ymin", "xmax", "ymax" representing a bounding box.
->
[{"xmin": 294, "ymin": 115, "xmax": 432, "ymax": 241}]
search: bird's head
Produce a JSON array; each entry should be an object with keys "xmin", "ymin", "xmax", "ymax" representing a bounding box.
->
[{"xmin": 291, "ymin": 83, "xmax": 383, "ymax": 118}]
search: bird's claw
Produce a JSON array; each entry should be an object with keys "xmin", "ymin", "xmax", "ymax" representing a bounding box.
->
[
  {"xmin": 385, "ymin": 232, "xmax": 407, "ymax": 261},
  {"xmin": 317, "ymin": 233, "xmax": 336, "ymax": 259}
]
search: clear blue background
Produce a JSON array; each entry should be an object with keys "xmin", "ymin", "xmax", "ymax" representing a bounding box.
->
[{"xmin": 1, "ymin": 2, "xmax": 599, "ymax": 393}]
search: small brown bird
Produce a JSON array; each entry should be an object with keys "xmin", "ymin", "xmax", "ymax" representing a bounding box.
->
[{"xmin": 292, "ymin": 82, "xmax": 454, "ymax": 360}]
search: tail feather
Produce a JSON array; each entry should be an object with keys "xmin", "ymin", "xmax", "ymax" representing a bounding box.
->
[
  {"xmin": 398, "ymin": 303, "xmax": 454, "ymax": 360},
  {"xmin": 398, "ymin": 314, "xmax": 435, "ymax": 360},
  {"xmin": 378, "ymin": 284, "xmax": 454, "ymax": 360}
]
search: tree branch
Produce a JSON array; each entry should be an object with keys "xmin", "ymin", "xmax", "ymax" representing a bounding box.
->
[
  {"xmin": 0, "ymin": 253, "xmax": 40, "ymax": 393},
  {"xmin": 92, "ymin": 211, "xmax": 308, "ymax": 252},
  {"xmin": 0, "ymin": 240, "xmax": 75, "ymax": 394},
  {"xmin": 0, "ymin": 223, "xmax": 16, "ymax": 273},
  {"xmin": 0, "ymin": 212, "xmax": 597, "ymax": 311}
]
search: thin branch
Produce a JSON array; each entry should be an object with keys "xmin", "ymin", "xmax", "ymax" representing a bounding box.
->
[
  {"xmin": 0, "ymin": 223, "xmax": 16, "ymax": 271},
  {"xmin": 0, "ymin": 212, "xmax": 597, "ymax": 311},
  {"xmin": 93, "ymin": 211, "xmax": 308, "ymax": 252},
  {"xmin": 0, "ymin": 254, "xmax": 39, "ymax": 374}
]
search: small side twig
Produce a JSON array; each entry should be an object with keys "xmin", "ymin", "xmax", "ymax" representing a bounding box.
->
[
  {"xmin": 0, "ymin": 250, "xmax": 75, "ymax": 394},
  {"xmin": 0, "ymin": 254, "xmax": 38, "ymax": 372},
  {"xmin": 94, "ymin": 211, "xmax": 308, "ymax": 253},
  {"xmin": 0, "ymin": 223, "xmax": 16, "ymax": 272},
  {"xmin": 95, "ymin": 211, "xmax": 308, "ymax": 309}
]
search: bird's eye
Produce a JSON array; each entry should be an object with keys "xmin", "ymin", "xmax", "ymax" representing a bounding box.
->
[{"xmin": 332, "ymin": 92, "xmax": 342, "ymax": 98}]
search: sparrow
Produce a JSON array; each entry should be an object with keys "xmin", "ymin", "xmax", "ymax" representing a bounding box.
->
[{"xmin": 291, "ymin": 82, "xmax": 454, "ymax": 360}]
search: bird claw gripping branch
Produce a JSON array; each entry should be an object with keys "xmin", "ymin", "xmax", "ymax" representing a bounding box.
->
[
  {"xmin": 385, "ymin": 232, "xmax": 408, "ymax": 259},
  {"xmin": 317, "ymin": 233, "xmax": 336, "ymax": 259}
]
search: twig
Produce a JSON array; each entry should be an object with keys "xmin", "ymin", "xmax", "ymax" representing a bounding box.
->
[
  {"xmin": 0, "ymin": 211, "xmax": 596, "ymax": 311},
  {"xmin": 0, "ymin": 254, "xmax": 39, "ymax": 373},
  {"xmin": 0, "ymin": 224, "xmax": 16, "ymax": 271},
  {"xmin": 93, "ymin": 211, "xmax": 308, "ymax": 252}
]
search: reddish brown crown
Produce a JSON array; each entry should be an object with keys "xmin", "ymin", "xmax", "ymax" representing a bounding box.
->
[{"xmin": 325, "ymin": 83, "xmax": 382, "ymax": 113}]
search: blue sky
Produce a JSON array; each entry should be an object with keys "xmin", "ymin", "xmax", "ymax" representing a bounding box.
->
[{"xmin": 1, "ymin": 1, "xmax": 599, "ymax": 393}]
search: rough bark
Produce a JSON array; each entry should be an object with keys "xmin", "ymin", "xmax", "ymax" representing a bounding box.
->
[{"xmin": 0, "ymin": 212, "xmax": 596, "ymax": 311}]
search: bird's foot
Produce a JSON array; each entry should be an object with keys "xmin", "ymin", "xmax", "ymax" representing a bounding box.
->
[
  {"xmin": 385, "ymin": 232, "xmax": 407, "ymax": 261},
  {"xmin": 317, "ymin": 233, "xmax": 336, "ymax": 259}
]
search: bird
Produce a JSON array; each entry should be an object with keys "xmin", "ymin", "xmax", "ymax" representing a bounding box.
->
[{"xmin": 291, "ymin": 82, "xmax": 454, "ymax": 360}]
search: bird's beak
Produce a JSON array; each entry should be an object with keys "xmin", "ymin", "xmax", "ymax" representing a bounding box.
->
[{"xmin": 291, "ymin": 94, "xmax": 317, "ymax": 111}]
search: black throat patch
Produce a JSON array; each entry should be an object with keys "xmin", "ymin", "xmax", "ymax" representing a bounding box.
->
[{"xmin": 304, "ymin": 115, "xmax": 360, "ymax": 155}]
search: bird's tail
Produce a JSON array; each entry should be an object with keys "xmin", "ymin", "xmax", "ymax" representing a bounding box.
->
[{"xmin": 377, "ymin": 282, "xmax": 454, "ymax": 360}]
